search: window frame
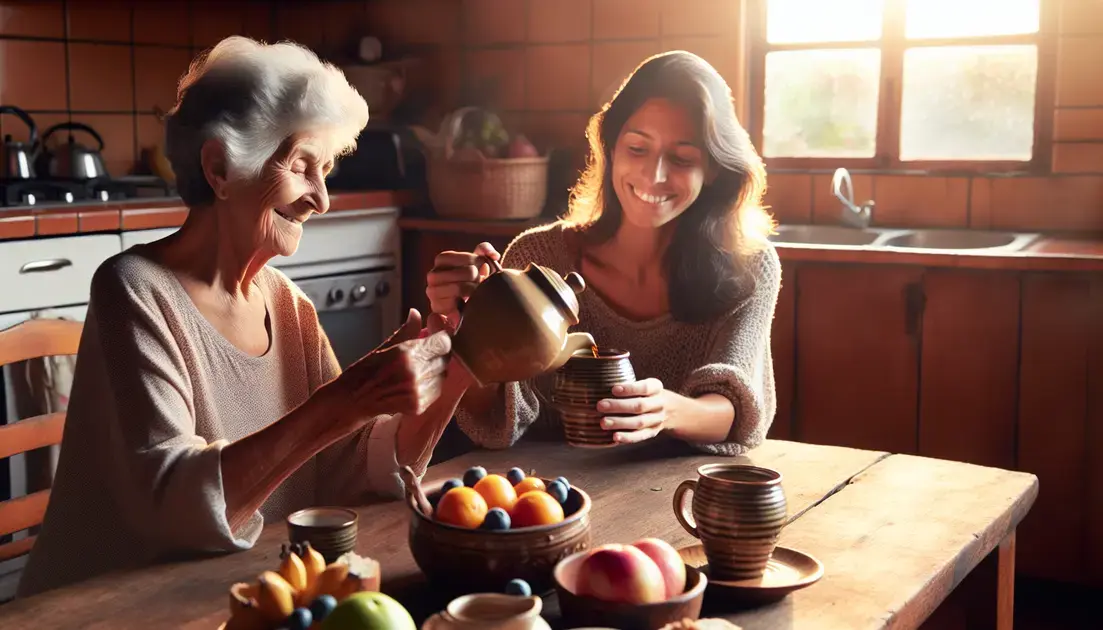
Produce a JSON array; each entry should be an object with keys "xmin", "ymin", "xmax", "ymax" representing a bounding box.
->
[{"xmin": 747, "ymin": 0, "xmax": 1059, "ymax": 174}]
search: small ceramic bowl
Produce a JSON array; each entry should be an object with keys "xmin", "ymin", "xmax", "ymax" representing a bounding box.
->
[
  {"xmin": 407, "ymin": 478, "xmax": 593, "ymax": 595},
  {"xmin": 422, "ymin": 593, "xmax": 550, "ymax": 630},
  {"xmin": 286, "ymin": 507, "xmax": 358, "ymax": 564},
  {"xmin": 553, "ymin": 549, "xmax": 707, "ymax": 630}
]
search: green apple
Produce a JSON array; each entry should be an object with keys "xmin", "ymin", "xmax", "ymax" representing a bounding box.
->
[{"xmin": 319, "ymin": 592, "xmax": 415, "ymax": 630}]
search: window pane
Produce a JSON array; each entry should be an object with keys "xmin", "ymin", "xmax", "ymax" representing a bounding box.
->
[
  {"xmin": 906, "ymin": 0, "xmax": 1040, "ymax": 38},
  {"xmin": 767, "ymin": 0, "xmax": 883, "ymax": 44},
  {"xmin": 763, "ymin": 49, "xmax": 881, "ymax": 158},
  {"xmin": 900, "ymin": 46, "xmax": 1037, "ymax": 161}
]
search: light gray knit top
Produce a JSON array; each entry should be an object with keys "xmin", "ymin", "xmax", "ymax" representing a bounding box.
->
[{"xmin": 455, "ymin": 221, "xmax": 781, "ymax": 456}]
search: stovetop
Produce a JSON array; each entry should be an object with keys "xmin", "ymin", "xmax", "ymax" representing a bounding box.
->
[{"xmin": 0, "ymin": 176, "xmax": 177, "ymax": 210}]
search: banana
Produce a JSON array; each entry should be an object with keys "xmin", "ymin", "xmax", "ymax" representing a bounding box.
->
[
  {"xmin": 226, "ymin": 582, "xmax": 267, "ymax": 630},
  {"xmin": 255, "ymin": 571, "xmax": 296, "ymax": 623},
  {"xmin": 311, "ymin": 562, "xmax": 350, "ymax": 600},
  {"xmin": 300, "ymin": 542, "xmax": 327, "ymax": 587},
  {"xmin": 278, "ymin": 544, "xmax": 308, "ymax": 592}
]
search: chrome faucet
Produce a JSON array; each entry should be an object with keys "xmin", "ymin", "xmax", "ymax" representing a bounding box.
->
[{"xmin": 832, "ymin": 167, "xmax": 875, "ymax": 229}]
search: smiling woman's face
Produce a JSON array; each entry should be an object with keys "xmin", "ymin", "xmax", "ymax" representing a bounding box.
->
[{"xmin": 611, "ymin": 98, "xmax": 710, "ymax": 230}]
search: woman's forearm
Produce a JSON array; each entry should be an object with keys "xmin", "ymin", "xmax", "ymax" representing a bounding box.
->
[
  {"xmin": 394, "ymin": 364, "xmax": 471, "ymax": 475},
  {"xmin": 664, "ymin": 392, "xmax": 736, "ymax": 444}
]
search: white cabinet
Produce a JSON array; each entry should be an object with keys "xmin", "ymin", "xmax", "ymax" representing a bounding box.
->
[{"xmin": 0, "ymin": 234, "xmax": 122, "ymax": 314}]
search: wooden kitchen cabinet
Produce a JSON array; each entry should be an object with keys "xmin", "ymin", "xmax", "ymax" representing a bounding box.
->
[
  {"xmin": 794, "ymin": 264, "xmax": 923, "ymax": 454},
  {"xmin": 767, "ymin": 260, "xmax": 797, "ymax": 440}
]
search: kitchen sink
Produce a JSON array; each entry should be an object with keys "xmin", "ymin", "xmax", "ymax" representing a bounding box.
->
[
  {"xmin": 769, "ymin": 225, "xmax": 881, "ymax": 246},
  {"xmin": 880, "ymin": 229, "xmax": 1038, "ymax": 251}
]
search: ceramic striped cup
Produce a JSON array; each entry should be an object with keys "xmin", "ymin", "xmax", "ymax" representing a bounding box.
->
[{"xmin": 673, "ymin": 464, "xmax": 788, "ymax": 581}]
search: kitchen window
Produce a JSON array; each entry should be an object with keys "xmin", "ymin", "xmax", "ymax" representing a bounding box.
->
[{"xmin": 749, "ymin": 0, "xmax": 1053, "ymax": 172}]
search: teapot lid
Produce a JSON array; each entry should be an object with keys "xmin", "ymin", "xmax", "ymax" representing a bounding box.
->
[{"xmin": 525, "ymin": 263, "xmax": 585, "ymax": 326}]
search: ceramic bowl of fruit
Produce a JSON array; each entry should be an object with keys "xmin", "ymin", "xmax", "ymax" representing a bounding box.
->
[
  {"xmin": 552, "ymin": 538, "xmax": 707, "ymax": 630},
  {"xmin": 406, "ymin": 465, "xmax": 592, "ymax": 594}
]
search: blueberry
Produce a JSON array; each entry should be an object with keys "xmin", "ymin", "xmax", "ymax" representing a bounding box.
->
[
  {"xmin": 505, "ymin": 578, "xmax": 532, "ymax": 597},
  {"xmin": 554, "ymin": 476, "xmax": 570, "ymax": 491},
  {"xmin": 546, "ymin": 479, "xmax": 568, "ymax": 505},
  {"xmin": 285, "ymin": 607, "xmax": 312, "ymax": 630},
  {"xmin": 463, "ymin": 466, "xmax": 487, "ymax": 487},
  {"xmin": 442, "ymin": 478, "xmax": 463, "ymax": 494},
  {"xmin": 506, "ymin": 467, "xmax": 526, "ymax": 486},
  {"xmin": 481, "ymin": 507, "xmax": 511, "ymax": 531},
  {"xmin": 309, "ymin": 594, "xmax": 337, "ymax": 621}
]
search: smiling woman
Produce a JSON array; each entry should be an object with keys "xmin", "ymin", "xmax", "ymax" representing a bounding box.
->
[{"xmin": 16, "ymin": 37, "xmax": 467, "ymax": 598}]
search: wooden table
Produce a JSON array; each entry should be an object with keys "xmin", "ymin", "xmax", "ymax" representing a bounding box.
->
[{"xmin": 0, "ymin": 439, "xmax": 1037, "ymax": 629}]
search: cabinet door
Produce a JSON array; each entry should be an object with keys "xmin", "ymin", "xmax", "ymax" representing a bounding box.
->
[
  {"xmin": 767, "ymin": 260, "xmax": 797, "ymax": 440},
  {"xmin": 795, "ymin": 264, "xmax": 923, "ymax": 453},
  {"xmin": 919, "ymin": 270, "xmax": 1019, "ymax": 469}
]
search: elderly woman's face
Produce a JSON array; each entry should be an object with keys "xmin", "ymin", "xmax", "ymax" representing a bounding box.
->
[{"xmin": 231, "ymin": 132, "xmax": 335, "ymax": 257}]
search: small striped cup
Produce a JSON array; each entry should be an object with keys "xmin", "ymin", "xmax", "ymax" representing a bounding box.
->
[{"xmin": 673, "ymin": 464, "xmax": 788, "ymax": 581}]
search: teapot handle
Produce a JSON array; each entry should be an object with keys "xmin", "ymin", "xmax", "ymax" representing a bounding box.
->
[{"xmin": 454, "ymin": 256, "xmax": 503, "ymax": 319}]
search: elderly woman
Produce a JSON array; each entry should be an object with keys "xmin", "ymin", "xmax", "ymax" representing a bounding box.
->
[{"xmin": 18, "ymin": 37, "xmax": 462, "ymax": 597}]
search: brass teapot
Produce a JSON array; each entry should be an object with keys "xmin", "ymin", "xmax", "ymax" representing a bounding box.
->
[{"xmin": 451, "ymin": 260, "xmax": 596, "ymax": 386}]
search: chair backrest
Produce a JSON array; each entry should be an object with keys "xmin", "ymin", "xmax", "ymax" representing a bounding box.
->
[{"xmin": 0, "ymin": 318, "xmax": 82, "ymax": 562}]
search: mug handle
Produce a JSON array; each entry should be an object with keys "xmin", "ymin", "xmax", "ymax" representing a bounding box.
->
[{"xmin": 672, "ymin": 479, "xmax": 699, "ymax": 538}]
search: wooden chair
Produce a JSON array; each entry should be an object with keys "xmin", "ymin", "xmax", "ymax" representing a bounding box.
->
[{"xmin": 0, "ymin": 318, "xmax": 82, "ymax": 562}]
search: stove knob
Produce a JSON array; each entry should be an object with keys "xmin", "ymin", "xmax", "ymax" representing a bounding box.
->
[
  {"xmin": 327, "ymin": 287, "xmax": 345, "ymax": 305},
  {"xmin": 351, "ymin": 284, "xmax": 369, "ymax": 302},
  {"xmin": 375, "ymin": 281, "xmax": 391, "ymax": 298}
]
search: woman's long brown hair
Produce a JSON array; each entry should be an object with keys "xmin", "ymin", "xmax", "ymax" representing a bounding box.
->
[{"xmin": 562, "ymin": 50, "xmax": 774, "ymax": 323}]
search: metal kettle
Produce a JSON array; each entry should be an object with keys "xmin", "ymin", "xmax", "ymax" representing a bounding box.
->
[
  {"xmin": 1, "ymin": 105, "xmax": 39, "ymax": 180},
  {"xmin": 38, "ymin": 122, "xmax": 109, "ymax": 180}
]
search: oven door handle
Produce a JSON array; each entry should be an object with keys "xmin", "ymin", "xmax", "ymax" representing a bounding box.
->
[{"xmin": 19, "ymin": 258, "xmax": 73, "ymax": 274}]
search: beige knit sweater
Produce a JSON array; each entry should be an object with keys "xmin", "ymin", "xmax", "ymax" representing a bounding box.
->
[
  {"xmin": 17, "ymin": 252, "xmax": 404, "ymax": 598},
  {"xmin": 455, "ymin": 222, "xmax": 781, "ymax": 455}
]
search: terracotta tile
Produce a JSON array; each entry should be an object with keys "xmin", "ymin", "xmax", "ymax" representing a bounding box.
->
[
  {"xmin": 69, "ymin": 43, "xmax": 134, "ymax": 111},
  {"xmin": 72, "ymin": 114, "xmax": 136, "ymax": 176},
  {"xmin": 811, "ymin": 172, "xmax": 873, "ymax": 224},
  {"xmin": 763, "ymin": 173, "xmax": 812, "ymax": 224},
  {"xmin": 520, "ymin": 111, "xmax": 590, "ymax": 154},
  {"xmin": 323, "ymin": 1, "xmax": 369, "ymax": 54},
  {"xmin": 526, "ymin": 44, "xmax": 591, "ymax": 111},
  {"xmin": 0, "ymin": 0, "xmax": 64, "ymax": 37},
  {"xmin": 411, "ymin": 46, "xmax": 464, "ymax": 123},
  {"xmin": 528, "ymin": 0, "xmax": 591, "ymax": 43},
  {"xmin": 465, "ymin": 49, "xmax": 526, "ymax": 110},
  {"xmin": 135, "ymin": 114, "xmax": 164, "ymax": 153},
  {"xmin": 242, "ymin": 2, "xmax": 273, "ymax": 42},
  {"xmin": 592, "ymin": 40, "xmax": 662, "ymax": 107},
  {"xmin": 660, "ymin": 0, "xmax": 733, "ymax": 36},
  {"xmin": 969, "ymin": 177, "xmax": 992, "ymax": 229},
  {"xmin": 1059, "ymin": 0, "xmax": 1103, "ymax": 35},
  {"xmin": 122, "ymin": 206, "xmax": 189, "ymax": 230},
  {"xmin": 191, "ymin": 1, "xmax": 245, "ymax": 48},
  {"xmin": 0, "ymin": 41, "xmax": 68, "ymax": 111},
  {"xmin": 593, "ymin": 0, "xmax": 659, "ymax": 40},
  {"xmin": 1053, "ymin": 143, "xmax": 1103, "ymax": 173},
  {"xmin": 79, "ymin": 209, "xmax": 122, "ymax": 233},
  {"xmin": 134, "ymin": 1, "xmax": 190, "ymax": 46},
  {"xmin": 36, "ymin": 211, "xmax": 78, "ymax": 236},
  {"xmin": 465, "ymin": 0, "xmax": 526, "ymax": 45},
  {"xmin": 1057, "ymin": 37, "xmax": 1103, "ymax": 107},
  {"xmin": 276, "ymin": 4, "xmax": 324, "ymax": 50},
  {"xmin": 364, "ymin": 0, "xmax": 404, "ymax": 44},
  {"xmin": 1054, "ymin": 108, "xmax": 1103, "ymax": 141},
  {"xmin": 990, "ymin": 176, "xmax": 1103, "ymax": 232},
  {"xmin": 660, "ymin": 35, "xmax": 736, "ymax": 85},
  {"xmin": 870, "ymin": 176, "xmax": 969, "ymax": 228},
  {"xmin": 0, "ymin": 215, "xmax": 36, "ymax": 240},
  {"xmin": 67, "ymin": 0, "xmax": 131, "ymax": 42},
  {"xmin": 395, "ymin": 0, "xmax": 461, "ymax": 45},
  {"xmin": 135, "ymin": 46, "xmax": 193, "ymax": 113}
]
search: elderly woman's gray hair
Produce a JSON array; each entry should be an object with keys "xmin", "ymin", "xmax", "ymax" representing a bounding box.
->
[{"xmin": 165, "ymin": 36, "xmax": 370, "ymax": 206}]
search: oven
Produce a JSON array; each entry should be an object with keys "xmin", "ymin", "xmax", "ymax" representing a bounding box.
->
[{"xmin": 294, "ymin": 267, "xmax": 399, "ymax": 369}]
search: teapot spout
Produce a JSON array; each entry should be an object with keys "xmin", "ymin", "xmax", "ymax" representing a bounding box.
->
[{"xmin": 550, "ymin": 332, "xmax": 597, "ymax": 372}]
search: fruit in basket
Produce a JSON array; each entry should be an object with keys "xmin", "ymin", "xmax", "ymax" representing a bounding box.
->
[
  {"xmin": 463, "ymin": 466, "xmax": 487, "ymax": 487},
  {"xmin": 278, "ymin": 544, "xmax": 308, "ymax": 592},
  {"xmin": 507, "ymin": 134, "xmax": 539, "ymax": 158},
  {"xmin": 576, "ymin": 544, "xmax": 667, "ymax": 605},
  {"xmin": 435, "ymin": 486, "xmax": 489, "ymax": 528},
  {"xmin": 554, "ymin": 476, "xmax": 571, "ymax": 490},
  {"xmin": 320, "ymin": 592, "xmax": 416, "ymax": 630},
  {"xmin": 506, "ymin": 467, "xmax": 526, "ymax": 485},
  {"xmin": 546, "ymin": 479, "xmax": 568, "ymax": 505},
  {"xmin": 513, "ymin": 476, "xmax": 546, "ymax": 496},
  {"xmin": 474, "ymin": 474, "xmax": 518, "ymax": 511},
  {"xmin": 632, "ymin": 538, "xmax": 687, "ymax": 598},
  {"xmin": 256, "ymin": 571, "xmax": 297, "ymax": 622},
  {"xmin": 480, "ymin": 507, "xmax": 512, "ymax": 531},
  {"xmin": 510, "ymin": 490, "xmax": 565, "ymax": 528}
]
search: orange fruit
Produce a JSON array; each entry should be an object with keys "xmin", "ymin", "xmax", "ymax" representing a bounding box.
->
[
  {"xmin": 510, "ymin": 490, "xmax": 565, "ymax": 528},
  {"xmin": 513, "ymin": 477, "xmax": 546, "ymax": 496},
  {"xmin": 473, "ymin": 474, "xmax": 518, "ymax": 511},
  {"xmin": 434, "ymin": 487, "xmax": 488, "ymax": 528}
]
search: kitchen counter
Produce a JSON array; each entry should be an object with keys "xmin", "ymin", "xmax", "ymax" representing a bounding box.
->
[{"xmin": 0, "ymin": 190, "xmax": 419, "ymax": 241}]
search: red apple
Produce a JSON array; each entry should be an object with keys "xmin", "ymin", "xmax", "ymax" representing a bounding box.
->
[
  {"xmin": 575, "ymin": 544, "xmax": 666, "ymax": 604},
  {"xmin": 631, "ymin": 538, "xmax": 687, "ymax": 598}
]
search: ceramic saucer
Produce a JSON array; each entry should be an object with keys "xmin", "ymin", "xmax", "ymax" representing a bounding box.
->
[{"xmin": 677, "ymin": 543, "xmax": 824, "ymax": 606}]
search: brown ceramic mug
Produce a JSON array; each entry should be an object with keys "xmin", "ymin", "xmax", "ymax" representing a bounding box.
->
[
  {"xmin": 673, "ymin": 464, "xmax": 788, "ymax": 581},
  {"xmin": 287, "ymin": 507, "xmax": 359, "ymax": 564},
  {"xmin": 549, "ymin": 348, "xmax": 636, "ymax": 448}
]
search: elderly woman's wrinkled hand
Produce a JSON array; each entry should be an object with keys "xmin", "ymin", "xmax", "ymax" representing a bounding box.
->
[{"xmin": 336, "ymin": 309, "xmax": 452, "ymax": 419}]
